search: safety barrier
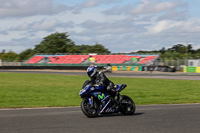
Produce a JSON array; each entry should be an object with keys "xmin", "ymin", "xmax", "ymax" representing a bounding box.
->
[
  {"xmin": 197, "ymin": 67, "xmax": 200, "ymax": 73},
  {"xmin": 112, "ymin": 66, "xmax": 176, "ymax": 72},
  {"xmin": 112, "ymin": 66, "xmax": 143, "ymax": 71},
  {"xmin": 184, "ymin": 66, "xmax": 200, "ymax": 73}
]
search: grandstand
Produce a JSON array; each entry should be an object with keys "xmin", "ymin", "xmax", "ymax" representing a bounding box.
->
[
  {"xmin": 25, "ymin": 56, "xmax": 44, "ymax": 64},
  {"xmin": 24, "ymin": 54, "xmax": 159, "ymax": 66},
  {"xmin": 48, "ymin": 55, "xmax": 88, "ymax": 64}
]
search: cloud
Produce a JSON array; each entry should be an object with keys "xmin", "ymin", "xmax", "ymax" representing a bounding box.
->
[
  {"xmin": 0, "ymin": 0, "xmax": 122, "ymax": 17},
  {"xmin": 104, "ymin": 0, "xmax": 187, "ymax": 15},
  {"xmin": 77, "ymin": 0, "xmax": 121, "ymax": 8},
  {"xmin": 79, "ymin": 0, "xmax": 102, "ymax": 8},
  {"xmin": 0, "ymin": 0, "xmax": 200, "ymax": 54},
  {"xmin": 79, "ymin": 18, "xmax": 147, "ymax": 35},
  {"xmin": 147, "ymin": 20, "xmax": 182, "ymax": 34},
  {"xmin": 129, "ymin": 0, "xmax": 182, "ymax": 14},
  {"xmin": 0, "ymin": 0, "xmax": 69, "ymax": 17},
  {"xmin": 157, "ymin": 10, "xmax": 188, "ymax": 21},
  {"xmin": 74, "ymin": 14, "xmax": 200, "ymax": 52},
  {"xmin": 10, "ymin": 19, "xmax": 75, "ymax": 32},
  {"xmin": 147, "ymin": 19, "xmax": 200, "ymax": 34},
  {"xmin": 69, "ymin": 17, "xmax": 151, "ymax": 52},
  {"xmin": 0, "ymin": 28, "xmax": 9, "ymax": 35},
  {"xmin": 0, "ymin": 36, "xmax": 42, "ymax": 53},
  {"xmin": 70, "ymin": 0, "xmax": 122, "ymax": 14}
]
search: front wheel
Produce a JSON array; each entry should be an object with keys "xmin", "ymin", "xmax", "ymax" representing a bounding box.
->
[
  {"xmin": 81, "ymin": 98, "xmax": 98, "ymax": 118},
  {"xmin": 119, "ymin": 95, "xmax": 136, "ymax": 115}
]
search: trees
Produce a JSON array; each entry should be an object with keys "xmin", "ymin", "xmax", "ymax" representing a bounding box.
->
[
  {"xmin": 18, "ymin": 49, "xmax": 34, "ymax": 61},
  {"xmin": 85, "ymin": 43, "xmax": 110, "ymax": 54},
  {"xmin": 33, "ymin": 32, "xmax": 110, "ymax": 54},
  {"xmin": 75, "ymin": 44, "xmax": 90, "ymax": 53},
  {"xmin": 0, "ymin": 51, "xmax": 18, "ymax": 62},
  {"xmin": 33, "ymin": 32, "xmax": 76, "ymax": 54},
  {"xmin": 166, "ymin": 44, "xmax": 193, "ymax": 54},
  {"xmin": 135, "ymin": 44, "xmax": 200, "ymax": 60}
]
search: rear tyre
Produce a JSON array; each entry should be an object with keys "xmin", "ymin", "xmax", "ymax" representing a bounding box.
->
[
  {"xmin": 81, "ymin": 99, "xmax": 98, "ymax": 118},
  {"xmin": 119, "ymin": 95, "xmax": 136, "ymax": 115}
]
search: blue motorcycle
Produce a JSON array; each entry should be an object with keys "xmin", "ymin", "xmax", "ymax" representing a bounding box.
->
[{"xmin": 79, "ymin": 80, "xmax": 136, "ymax": 117}]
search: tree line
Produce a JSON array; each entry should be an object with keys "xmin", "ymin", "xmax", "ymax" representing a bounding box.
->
[
  {"xmin": 131, "ymin": 44, "xmax": 200, "ymax": 60},
  {"xmin": 0, "ymin": 32, "xmax": 200, "ymax": 62},
  {"xmin": 0, "ymin": 32, "xmax": 110, "ymax": 62}
]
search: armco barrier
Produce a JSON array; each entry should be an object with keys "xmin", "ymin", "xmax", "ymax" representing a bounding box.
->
[
  {"xmin": 112, "ymin": 66, "xmax": 175, "ymax": 72},
  {"xmin": 126, "ymin": 66, "xmax": 131, "ymax": 71},
  {"xmin": 135, "ymin": 66, "xmax": 139, "ymax": 71},
  {"xmin": 112, "ymin": 66, "xmax": 118, "ymax": 71},
  {"xmin": 184, "ymin": 66, "xmax": 200, "ymax": 73},
  {"xmin": 112, "ymin": 66, "xmax": 143, "ymax": 71},
  {"xmin": 131, "ymin": 66, "xmax": 135, "ymax": 71},
  {"xmin": 119, "ymin": 66, "xmax": 122, "ymax": 71},
  {"xmin": 183, "ymin": 66, "xmax": 187, "ymax": 73},
  {"xmin": 186, "ymin": 67, "xmax": 196, "ymax": 73},
  {"xmin": 123, "ymin": 66, "xmax": 127, "ymax": 71},
  {"xmin": 196, "ymin": 67, "xmax": 200, "ymax": 73}
]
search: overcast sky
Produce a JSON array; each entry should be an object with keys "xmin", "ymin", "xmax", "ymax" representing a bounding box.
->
[{"xmin": 0, "ymin": 0, "xmax": 200, "ymax": 53}]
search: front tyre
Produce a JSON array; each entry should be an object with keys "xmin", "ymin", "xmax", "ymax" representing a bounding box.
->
[
  {"xmin": 119, "ymin": 95, "xmax": 136, "ymax": 115},
  {"xmin": 81, "ymin": 98, "xmax": 98, "ymax": 118}
]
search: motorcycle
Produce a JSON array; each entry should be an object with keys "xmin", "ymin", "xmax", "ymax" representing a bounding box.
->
[{"xmin": 79, "ymin": 80, "xmax": 136, "ymax": 117}]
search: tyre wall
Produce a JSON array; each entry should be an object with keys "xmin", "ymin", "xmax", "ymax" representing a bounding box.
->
[
  {"xmin": 184, "ymin": 66, "xmax": 200, "ymax": 73},
  {"xmin": 112, "ymin": 66, "xmax": 176, "ymax": 72}
]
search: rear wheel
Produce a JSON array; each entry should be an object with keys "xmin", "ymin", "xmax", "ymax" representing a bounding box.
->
[
  {"xmin": 119, "ymin": 95, "xmax": 136, "ymax": 115},
  {"xmin": 81, "ymin": 99, "xmax": 98, "ymax": 118}
]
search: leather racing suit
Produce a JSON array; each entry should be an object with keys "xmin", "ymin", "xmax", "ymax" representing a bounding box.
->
[{"xmin": 90, "ymin": 71, "xmax": 116, "ymax": 96}]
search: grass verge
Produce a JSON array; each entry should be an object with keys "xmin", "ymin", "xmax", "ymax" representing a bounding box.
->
[{"xmin": 0, "ymin": 72, "xmax": 200, "ymax": 108}]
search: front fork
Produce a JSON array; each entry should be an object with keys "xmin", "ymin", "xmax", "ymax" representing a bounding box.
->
[
  {"xmin": 115, "ymin": 93, "xmax": 124, "ymax": 108},
  {"xmin": 116, "ymin": 93, "xmax": 121, "ymax": 103},
  {"xmin": 88, "ymin": 96, "xmax": 94, "ymax": 107}
]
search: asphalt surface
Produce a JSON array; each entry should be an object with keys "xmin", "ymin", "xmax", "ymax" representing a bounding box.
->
[
  {"xmin": 0, "ymin": 104, "xmax": 200, "ymax": 133},
  {"xmin": 0, "ymin": 69, "xmax": 200, "ymax": 80}
]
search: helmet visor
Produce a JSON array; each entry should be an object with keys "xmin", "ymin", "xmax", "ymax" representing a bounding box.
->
[
  {"xmin": 87, "ymin": 71, "xmax": 93, "ymax": 77},
  {"xmin": 87, "ymin": 68, "xmax": 97, "ymax": 78}
]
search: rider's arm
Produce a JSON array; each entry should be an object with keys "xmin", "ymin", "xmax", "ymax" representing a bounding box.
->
[{"xmin": 99, "ymin": 71, "xmax": 108, "ymax": 85}]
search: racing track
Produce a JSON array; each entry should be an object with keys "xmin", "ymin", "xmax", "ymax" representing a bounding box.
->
[
  {"xmin": 0, "ymin": 104, "xmax": 200, "ymax": 133},
  {"xmin": 1, "ymin": 69, "xmax": 200, "ymax": 80},
  {"xmin": 0, "ymin": 70, "xmax": 200, "ymax": 133}
]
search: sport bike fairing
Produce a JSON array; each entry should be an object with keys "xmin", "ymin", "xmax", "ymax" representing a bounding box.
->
[{"xmin": 79, "ymin": 84, "xmax": 126, "ymax": 114}]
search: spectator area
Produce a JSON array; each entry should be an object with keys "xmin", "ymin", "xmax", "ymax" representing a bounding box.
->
[
  {"xmin": 25, "ymin": 54, "xmax": 158, "ymax": 65},
  {"xmin": 91, "ymin": 55, "xmax": 142, "ymax": 64},
  {"xmin": 25, "ymin": 56, "xmax": 44, "ymax": 64},
  {"xmin": 138, "ymin": 56, "xmax": 157, "ymax": 64},
  {"xmin": 48, "ymin": 55, "xmax": 89, "ymax": 64}
]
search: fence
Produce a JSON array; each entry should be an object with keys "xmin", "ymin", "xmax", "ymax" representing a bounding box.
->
[
  {"xmin": 152, "ymin": 59, "xmax": 190, "ymax": 71},
  {"xmin": 1, "ymin": 62, "xmax": 22, "ymax": 66}
]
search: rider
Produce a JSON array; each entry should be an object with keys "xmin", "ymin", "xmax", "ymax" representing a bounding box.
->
[{"xmin": 87, "ymin": 65, "xmax": 116, "ymax": 97}]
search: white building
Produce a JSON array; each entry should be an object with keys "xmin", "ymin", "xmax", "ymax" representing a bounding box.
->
[{"xmin": 188, "ymin": 59, "xmax": 200, "ymax": 67}]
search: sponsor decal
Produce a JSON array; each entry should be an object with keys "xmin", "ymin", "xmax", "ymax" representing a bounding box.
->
[
  {"xmin": 105, "ymin": 108, "xmax": 115, "ymax": 113},
  {"xmin": 98, "ymin": 93, "xmax": 105, "ymax": 100}
]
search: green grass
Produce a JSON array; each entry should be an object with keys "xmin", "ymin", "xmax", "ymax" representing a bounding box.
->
[{"xmin": 0, "ymin": 72, "xmax": 200, "ymax": 108}]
